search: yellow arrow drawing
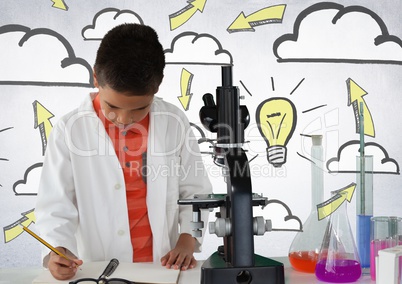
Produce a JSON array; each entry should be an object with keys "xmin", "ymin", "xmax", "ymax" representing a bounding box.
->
[
  {"xmin": 51, "ymin": 0, "xmax": 68, "ymax": 11},
  {"xmin": 169, "ymin": 0, "xmax": 207, "ymax": 30},
  {"xmin": 347, "ymin": 78, "xmax": 375, "ymax": 137},
  {"xmin": 317, "ymin": 183, "xmax": 356, "ymax": 220},
  {"xmin": 33, "ymin": 100, "xmax": 54, "ymax": 155},
  {"xmin": 227, "ymin": 4, "xmax": 286, "ymax": 33},
  {"xmin": 178, "ymin": 68, "xmax": 193, "ymax": 111},
  {"xmin": 4, "ymin": 209, "xmax": 36, "ymax": 243}
]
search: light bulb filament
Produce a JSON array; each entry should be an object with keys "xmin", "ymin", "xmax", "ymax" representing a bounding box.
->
[
  {"xmin": 266, "ymin": 113, "xmax": 287, "ymax": 141},
  {"xmin": 267, "ymin": 112, "xmax": 281, "ymax": 118}
]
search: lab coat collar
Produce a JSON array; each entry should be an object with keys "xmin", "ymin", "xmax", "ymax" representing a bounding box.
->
[{"xmin": 77, "ymin": 93, "xmax": 108, "ymax": 140}]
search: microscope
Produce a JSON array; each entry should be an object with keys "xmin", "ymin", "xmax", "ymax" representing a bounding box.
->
[{"xmin": 179, "ymin": 66, "xmax": 285, "ymax": 284}]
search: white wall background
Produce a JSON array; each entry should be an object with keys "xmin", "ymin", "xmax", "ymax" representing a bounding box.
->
[{"xmin": 1, "ymin": 0, "xmax": 402, "ymax": 267}]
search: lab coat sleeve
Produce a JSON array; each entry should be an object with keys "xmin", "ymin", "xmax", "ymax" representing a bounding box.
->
[
  {"xmin": 177, "ymin": 115, "xmax": 212, "ymax": 252},
  {"xmin": 35, "ymin": 118, "xmax": 79, "ymax": 266}
]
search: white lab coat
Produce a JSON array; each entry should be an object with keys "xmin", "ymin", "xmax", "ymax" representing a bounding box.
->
[{"xmin": 35, "ymin": 93, "xmax": 212, "ymax": 265}]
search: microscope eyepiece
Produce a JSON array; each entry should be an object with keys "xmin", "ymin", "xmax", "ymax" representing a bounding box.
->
[{"xmin": 203, "ymin": 93, "xmax": 216, "ymax": 107}]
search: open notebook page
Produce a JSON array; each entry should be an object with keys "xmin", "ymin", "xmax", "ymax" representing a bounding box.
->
[{"xmin": 32, "ymin": 261, "xmax": 180, "ymax": 284}]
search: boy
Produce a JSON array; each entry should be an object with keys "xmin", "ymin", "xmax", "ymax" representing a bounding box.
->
[{"xmin": 35, "ymin": 23, "xmax": 212, "ymax": 280}]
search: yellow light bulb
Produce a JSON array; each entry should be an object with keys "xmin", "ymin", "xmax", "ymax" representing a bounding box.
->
[{"xmin": 256, "ymin": 97, "xmax": 297, "ymax": 167}]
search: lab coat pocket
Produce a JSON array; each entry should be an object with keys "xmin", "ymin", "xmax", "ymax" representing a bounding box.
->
[{"xmin": 166, "ymin": 155, "xmax": 181, "ymax": 211}]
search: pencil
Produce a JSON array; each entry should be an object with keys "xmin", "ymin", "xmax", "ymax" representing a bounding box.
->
[{"xmin": 21, "ymin": 225, "xmax": 80, "ymax": 269}]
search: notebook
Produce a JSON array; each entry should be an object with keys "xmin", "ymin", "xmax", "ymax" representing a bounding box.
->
[{"xmin": 32, "ymin": 261, "xmax": 180, "ymax": 284}]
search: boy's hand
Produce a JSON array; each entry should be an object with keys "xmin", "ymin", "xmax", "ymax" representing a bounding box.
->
[
  {"xmin": 47, "ymin": 247, "xmax": 83, "ymax": 280},
  {"xmin": 160, "ymin": 233, "xmax": 197, "ymax": 271}
]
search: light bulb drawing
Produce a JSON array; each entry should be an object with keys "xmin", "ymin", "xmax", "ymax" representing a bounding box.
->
[{"xmin": 256, "ymin": 97, "xmax": 297, "ymax": 167}]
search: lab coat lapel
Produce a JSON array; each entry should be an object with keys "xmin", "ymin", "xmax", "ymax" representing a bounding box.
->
[
  {"xmin": 81, "ymin": 93, "xmax": 115, "ymax": 157},
  {"xmin": 147, "ymin": 100, "xmax": 170, "ymax": 258}
]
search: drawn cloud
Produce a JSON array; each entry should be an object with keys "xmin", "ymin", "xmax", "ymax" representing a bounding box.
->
[
  {"xmin": 265, "ymin": 199, "xmax": 303, "ymax": 232},
  {"xmin": 327, "ymin": 140, "xmax": 400, "ymax": 174},
  {"xmin": 0, "ymin": 25, "xmax": 93, "ymax": 87},
  {"xmin": 164, "ymin": 32, "xmax": 233, "ymax": 65},
  {"xmin": 13, "ymin": 163, "xmax": 43, "ymax": 195},
  {"xmin": 82, "ymin": 8, "xmax": 143, "ymax": 40},
  {"xmin": 273, "ymin": 2, "xmax": 402, "ymax": 64}
]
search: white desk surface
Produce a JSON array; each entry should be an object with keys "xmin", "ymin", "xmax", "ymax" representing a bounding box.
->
[{"xmin": 0, "ymin": 257, "xmax": 375, "ymax": 284}]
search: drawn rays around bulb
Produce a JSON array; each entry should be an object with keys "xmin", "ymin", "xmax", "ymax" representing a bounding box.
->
[
  {"xmin": 0, "ymin": 127, "xmax": 13, "ymax": 162},
  {"xmin": 0, "ymin": 126, "xmax": 13, "ymax": 187},
  {"xmin": 297, "ymin": 134, "xmax": 318, "ymax": 164},
  {"xmin": 0, "ymin": 126, "xmax": 13, "ymax": 133},
  {"xmin": 297, "ymin": 103, "xmax": 328, "ymax": 164},
  {"xmin": 256, "ymin": 77, "xmax": 331, "ymax": 167},
  {"xmin": 302, "ymin": 104, "xmax": 327, "ymax": 113}
]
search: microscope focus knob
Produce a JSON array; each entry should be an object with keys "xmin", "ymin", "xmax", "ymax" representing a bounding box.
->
[
  {"xmin": 209, "ymin": 218, "xmax": 231, "ymax": 237},
  {"xmin": 265, "ymin": 219, "xmax": 272, "ymax": 232},
  {"xmin": 253, "ymin": 217, "xmax": 272, "ymax": 235},
  {"xmin": 190, "ymin": 220, "xmax": 204, "ymax": 238},
  {"xmin": 192, "ymin": 229, "xmax": 202, "ymax": 238}
]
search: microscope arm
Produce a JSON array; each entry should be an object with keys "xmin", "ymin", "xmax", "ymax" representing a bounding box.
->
[{"xmin": 225, "ymin": 149, "xmax": 254, "ymax": 267}]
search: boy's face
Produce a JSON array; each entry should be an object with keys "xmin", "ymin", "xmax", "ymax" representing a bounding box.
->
[{"xmin": 97, "ymin": 84, "xmax": 154, "ymax": 129}]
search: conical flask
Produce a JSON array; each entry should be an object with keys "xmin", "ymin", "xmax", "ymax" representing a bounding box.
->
[
  {"xmin": 288, "ymin": 135, "xmax": 328, "ymax": 273},
  {"xmin": 315, "ymin": 191, "xmax": 362, "ymax": 283}
]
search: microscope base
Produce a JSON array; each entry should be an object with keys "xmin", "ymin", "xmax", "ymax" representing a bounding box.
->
[{"xmin": 201, "ymin": 251, "xmax": 285, "ymax": 284}]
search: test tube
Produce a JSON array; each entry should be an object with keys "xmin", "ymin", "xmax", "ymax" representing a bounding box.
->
[{"xmin": 356, "ymin": 155, "xmax": 374, "ymax": 270}]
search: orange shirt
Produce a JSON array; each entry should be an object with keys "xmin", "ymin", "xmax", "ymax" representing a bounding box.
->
[{"xmin": 93, "ymin": 94, "xmax": 153, "ymax": 262}]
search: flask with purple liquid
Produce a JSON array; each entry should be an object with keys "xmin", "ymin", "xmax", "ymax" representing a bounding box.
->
[{"xmin": 315, "ymin": 191, "xmax": 362, "ymax": 283}]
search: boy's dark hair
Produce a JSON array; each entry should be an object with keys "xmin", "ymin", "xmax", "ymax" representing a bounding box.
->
[{"xmin": 94, "ymin": 23, "xmax": 165, "ymax": 95}]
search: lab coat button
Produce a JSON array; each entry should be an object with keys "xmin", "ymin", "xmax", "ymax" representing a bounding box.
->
[
  {"xmin": 118, "ymin": 230, "xmax": 125, "ymax": 236},
  {"xmin": 114, "ymin": 183, "xmax": 121, "ymax": 190}
]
